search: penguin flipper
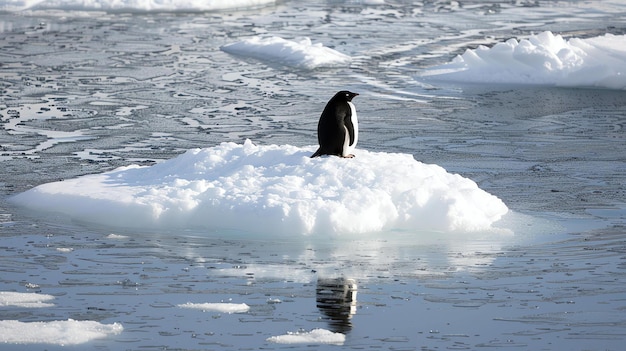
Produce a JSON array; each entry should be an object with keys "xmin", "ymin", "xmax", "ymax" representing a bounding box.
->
[{"xmin": 344, "ymin": 115, "xmax": 355, "ymax": 146}]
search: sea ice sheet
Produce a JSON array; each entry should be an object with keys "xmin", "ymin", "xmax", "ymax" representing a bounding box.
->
[{"xmin": 9, "ymin": 140, "xmax": 508, "ymax": 236}]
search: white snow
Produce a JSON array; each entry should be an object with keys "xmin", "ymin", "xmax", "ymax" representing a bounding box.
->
[
  {"xmin": 9, "ymin": 140, "xmax": 508, "ymax": 236},
  {"xmin": 0, "ymin": 291, "xmax": 55, "ymax": 308},
  {"xmin": 178, "ymin": 302, "xmax": 250, "ymax": 314},
  {"xmin": 0, "ymin": 0, "xmax": 276, "ymax": 12},
  {"xmin": 0, "ymin": 319, "xmax": 123, "ymax": 345},
  {"xmin": 267, "ymin": 328, "xmax": 345, "ymax": 345},
  {"xmin": 221, "ymin": 36, "xmax": 352, "ymax": 70},
  {"xmin": 421, "ymin": 31, "xmax": 626, "ymax": 90}
]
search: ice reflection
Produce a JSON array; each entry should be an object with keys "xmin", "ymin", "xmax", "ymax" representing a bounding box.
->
[
  {"xmin": 148, "ymin": 212, "xmax": 559, "ymax": 288},
  {"xmin": 168, "ymin": 215, "xmax": 552, "ymax": 284},
  {"xmin": 316, "ymin": 277, "xmax": 358, "ymax": 334}
]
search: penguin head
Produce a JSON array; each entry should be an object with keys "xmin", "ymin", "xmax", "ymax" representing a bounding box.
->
[{"xmin": 335, "ymin": 90, "xmax": 359, "ymax": 102}]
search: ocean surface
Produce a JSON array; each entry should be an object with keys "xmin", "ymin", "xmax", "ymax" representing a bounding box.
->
[{"xmin": 1, "ymin": 1, "xmax": 626, "ymax": 350}]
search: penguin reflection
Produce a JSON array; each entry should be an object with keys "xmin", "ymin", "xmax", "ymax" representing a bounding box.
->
[{"xmin": 316, "ymin": 277, "xmax": 357, "ymax": 333}]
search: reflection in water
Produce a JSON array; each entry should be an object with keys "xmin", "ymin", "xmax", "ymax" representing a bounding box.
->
[{"xmin": 316, "ymin": 277, "xmax": 358, "ymax": 333}]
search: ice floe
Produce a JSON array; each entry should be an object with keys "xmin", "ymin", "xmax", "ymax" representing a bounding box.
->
[
  {"xmin": 0, "ymin": 291, "xmax": 55, "ymax": 308},
  {"xmin": 10, "ymin": 140, "xmax": 508, "ymax": 236},
  {"xmin": 1, "ymin": 293, "xmax": 122, "ymax": 345},
  {"xmin": 0, "ymin": 0, "xmax": 276, "ymax": 12},
  {"xmin": 221, "ymin": 36, "xmax": 352, "ymax": 70},
  {"xmin": 267, "ymin": 328, "xmax": 346, "ymax": 345},
  {"xmin": 0, "ymin": 319, "xmax": 123, "ymax": 345},
  {"xmin": 178, "ymin": 302, "xmax": 250, "ymax": 314},
  {"xmin": 421, "ymin": 31, "xmax": 626, "ymax": 90}
]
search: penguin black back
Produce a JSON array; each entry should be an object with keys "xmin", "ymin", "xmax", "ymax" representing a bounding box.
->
[{"xmin": 311, "ymin": 91, "xmax": 359, "ymax": 158}]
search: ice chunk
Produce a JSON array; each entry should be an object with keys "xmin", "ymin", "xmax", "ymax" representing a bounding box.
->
[
  {"xmin": 10, "ymin": 140, "xmax": 508, "ymax": 236},
  {"xmin": 0, "ymin": 319, "xmax": 123, "ymax": 345},
  {"xmin": 222, "ymin": 36, "xmax": 352, "ymax": 69},
  {"xmin": 267, "ymin": 328, "xmax": 345, "ymax": 345},
  {"xmin": 0, "ymin": 291, "xmax": 55, "ymax": 308},
  {"xmin": 422, "ymin": 31, "xmax": 626, "ymax": 89},
  {"xmin": 178, "ymin": 302, "xmax": 250, "ymax": 314}
]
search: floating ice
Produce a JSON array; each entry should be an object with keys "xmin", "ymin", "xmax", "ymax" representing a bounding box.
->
[
  {"xmin": 0, "ymin": 319, "xmax": 123, "ymax": 345},
  {"xmin": 0, "ymin": 0, "xmax": 276, "ymax": 12},
  {"xmin": 421, "ymin": 31, "xmax": 626, "ymax": 90},
  {"xmin": 177, "ymin": 302, "xmax": 250, "ymax": 314},
  {"xmin": 10, "ymin": 140, "xmax": 508, "ymax": 236},
  {"xmin": 267, "ymin": 328, "xmax": 345, "ymax": 345},
  {"xmin": 221, "ymin": 36, "xmax": 352, "ymax": 70},
  {"xmin": 106, "ymin": 233, "xmax": 129, "ymax": 239},
  {"xmin": 0, "ymin": 291, "xmax": 55, "ymax": 308}
]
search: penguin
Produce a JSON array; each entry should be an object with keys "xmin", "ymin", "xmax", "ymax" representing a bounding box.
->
[{"xmin": 311, "ymin": 91, "xmax": 359, "ymax": 158}]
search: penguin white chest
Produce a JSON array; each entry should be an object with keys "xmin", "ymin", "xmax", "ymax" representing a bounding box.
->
[
  {"xmin": 342, "ymin": 102, "xmax": 359, "ymax": 156},
  {"xmin": 342, "ymin": 101, "xmax": 359, "ymax": 156}
]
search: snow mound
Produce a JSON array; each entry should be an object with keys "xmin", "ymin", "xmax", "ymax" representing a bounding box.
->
[
  {"xmin": 10, "ymin": 140, "xmax": 508, "ymax": 236},
  {"xmin": 221, "ymin": 36, "xmax": 352, "ymax": 69},
  {"xmin": 178, "ymin": 302, "xmax": 250, "ymax": 314},
  {"xmin": 422, "ymin": 31, "xmax": 626, "ymax": 90},
  {"xmin": 0, "ymin": 319, "xmax": 123, "ymax": 345},
  {"xmin": 0, "ymin": 0, "xmax": 276, "ymax": 12},
  {"xmin": 0, "ymin": 291, "xmax": 55, "ymax": 308},
  {"xmin": 267, "ymin": 328, "xmax": 345, "ymax": 345}
]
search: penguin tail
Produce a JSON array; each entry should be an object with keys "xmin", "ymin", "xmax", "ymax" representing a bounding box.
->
[{"xmin": 311, "ymin": 148, "xmax": 322, "ymax": 158}]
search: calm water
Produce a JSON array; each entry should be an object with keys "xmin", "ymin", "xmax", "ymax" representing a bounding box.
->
[{"xmin": 1, "ymin": 1, "xmax": 626, "ymax": 350}]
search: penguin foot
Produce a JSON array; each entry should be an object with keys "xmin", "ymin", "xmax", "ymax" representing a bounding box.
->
[{"xmin": 342, "ymin": 154, "xmax": 355, "ymax": 158}]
